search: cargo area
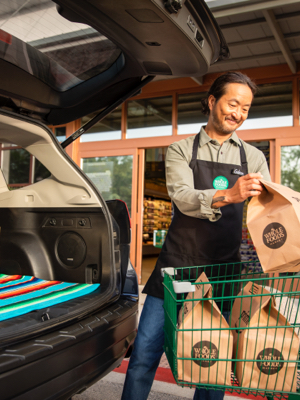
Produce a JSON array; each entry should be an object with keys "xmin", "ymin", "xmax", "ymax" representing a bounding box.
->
[
  {"xmin": 0, "ymin": 274, "xmax": 103, "ymax": 344},
  {"xmin": 0, "ymin": 274, "xmax": 100, "ymax": 321}
]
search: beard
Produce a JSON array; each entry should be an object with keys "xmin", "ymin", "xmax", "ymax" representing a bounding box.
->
[{"xmin": 210, "ymin": 107, "xmax": 241, "ymax": 135}]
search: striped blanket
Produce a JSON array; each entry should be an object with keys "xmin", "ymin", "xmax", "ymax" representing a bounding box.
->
[{"xmin": 0, "ymin": 274, "xmax": 100, "ymax": 321}]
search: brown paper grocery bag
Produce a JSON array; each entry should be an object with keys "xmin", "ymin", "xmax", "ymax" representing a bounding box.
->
[
  {"xmin": 177, "ymin": 272, "xmax": 233, "ymax": 386},
  {"xmin": 231, "ymin": 281, "xmax": 299, "ymax": 392},
  {"xmin": 247, "ymin": 179, "xmax": 300, "ymax": 273}
]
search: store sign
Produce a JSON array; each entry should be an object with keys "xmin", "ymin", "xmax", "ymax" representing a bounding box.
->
[{"xmin": 213, "ymin": 176, "xmax": 229, "ymax": 190}]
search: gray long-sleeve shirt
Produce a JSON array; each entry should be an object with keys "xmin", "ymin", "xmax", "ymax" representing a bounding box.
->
[{"xmin": 166, "ymin": 127, "xmax": 271, "ymax": 222}]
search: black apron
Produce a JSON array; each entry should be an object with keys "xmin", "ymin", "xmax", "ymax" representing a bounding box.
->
[{"xmin": 143, "ymin": 132, "xmax": 248, "ymax": 305}]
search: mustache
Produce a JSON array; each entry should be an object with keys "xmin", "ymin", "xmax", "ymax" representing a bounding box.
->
[{"xmin": 225, "ymin": 116, "xmax": 241, "ymax": 123}]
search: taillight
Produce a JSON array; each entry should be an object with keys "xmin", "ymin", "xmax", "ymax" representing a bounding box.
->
[{"xmin": 0, "ymin": 29, "xmax": 12, "ymax": 45}]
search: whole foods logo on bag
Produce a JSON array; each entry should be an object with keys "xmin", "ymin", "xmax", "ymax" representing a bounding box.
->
[
  {"xmin": 192, "ymin": 341, "xmax": 218, "ymax": 367},
  {"xmin": 256, "ymin": 348, "xmax": 284, "ymax": 375},
  {"xmin": 262, "ymin": 223, "xmax": 287, "ymax": 249}
]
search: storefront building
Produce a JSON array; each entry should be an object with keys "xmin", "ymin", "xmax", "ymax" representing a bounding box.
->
[
  {"xmin": 73, "ymin": 68, "xmax": 300, "ymax": 283},
  {"xmin": 2, "ymin": 0, "xmax": 300, "ymax": 283},
  {"xmin": 4, "ymin": 64, "xmax": 298, "ymax": 283}
]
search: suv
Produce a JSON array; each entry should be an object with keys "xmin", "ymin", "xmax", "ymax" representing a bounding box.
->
[{"xmin": 0, "ymin": 1, "xmax": 228, "ymax": 399}]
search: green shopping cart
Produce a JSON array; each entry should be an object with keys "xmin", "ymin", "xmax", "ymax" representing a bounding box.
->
[{"xmin": 163, "ymin": 261, "xmax": 300, "ymax": 400}]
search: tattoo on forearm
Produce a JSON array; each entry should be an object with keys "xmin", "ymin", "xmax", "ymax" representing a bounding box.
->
[{"xmin": 212, "ymin": 196, "xmax": 226, "ymax": 208}]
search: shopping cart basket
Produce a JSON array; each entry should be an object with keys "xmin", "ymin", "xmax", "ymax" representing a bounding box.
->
[{"xmin": 163, "ymin": 261, "xmax": 300, "ymax": 399}]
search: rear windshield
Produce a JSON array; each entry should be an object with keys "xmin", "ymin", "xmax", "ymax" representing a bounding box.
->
[{"xmin": 0, "ymin": 1, "xmax": 122, "ymax": 92}]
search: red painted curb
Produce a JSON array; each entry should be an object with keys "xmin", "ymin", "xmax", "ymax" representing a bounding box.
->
[
  {"xmin": 114, "ymin": 359, "xmax": 176, "ymax": 384},
  {"xmin": 114, "ymin": 360, "xmax": 267, "ymax": 399}
]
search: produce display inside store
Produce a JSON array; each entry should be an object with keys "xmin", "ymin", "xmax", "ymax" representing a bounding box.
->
[{"xmin": 143, "ymin": 198, "xmax": 172, "ymax": 244}]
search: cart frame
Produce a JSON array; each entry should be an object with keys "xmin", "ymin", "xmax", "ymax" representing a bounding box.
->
[{"xmin": 163, "ymin": 262, "xmax": 300, "ymax": 400}]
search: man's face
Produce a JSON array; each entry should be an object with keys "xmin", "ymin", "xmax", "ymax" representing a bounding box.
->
[{"xmin": 208, "ymin": 83, "xmax": 253, "ymax": 135}]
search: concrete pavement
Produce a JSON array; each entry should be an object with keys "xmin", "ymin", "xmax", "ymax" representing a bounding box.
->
[
  {"xmin": 73, "ymin": 370, "xmax": 196, "ymax": 399},
  {"xmin": 72, "ymin": 367, "xmax": 242, "ymax": 400}
]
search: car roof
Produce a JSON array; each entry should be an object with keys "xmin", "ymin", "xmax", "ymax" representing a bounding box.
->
[{"xmin": 0, "ymin": 0, "xmax": 228, "ymax": 125}]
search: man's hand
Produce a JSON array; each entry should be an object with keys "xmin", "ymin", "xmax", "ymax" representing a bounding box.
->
[{"xmin": 212, "ymin": 173, "xmax": 264, "ymax": 209}]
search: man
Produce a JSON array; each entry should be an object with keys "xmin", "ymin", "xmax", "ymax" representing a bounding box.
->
[{"xmin": 121, "ymin": 71, "xmax": 271, "ymax": 400}]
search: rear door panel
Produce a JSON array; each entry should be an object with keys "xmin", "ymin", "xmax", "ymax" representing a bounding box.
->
[{"xmin": 0, "ymin": 208, "xmax": 111, "ymax": 285}]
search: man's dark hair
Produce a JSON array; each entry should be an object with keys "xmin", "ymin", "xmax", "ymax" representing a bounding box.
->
[{"xmin": 200, "ymin": 71, "xmax": 257, "ymax": 115}]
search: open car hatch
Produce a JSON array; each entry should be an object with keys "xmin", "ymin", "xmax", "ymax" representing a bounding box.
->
[
  {"xmin": 0, "ymin": 0, "xmax": 228, "ymax": 286},
  {"xmin": 0, "ymin": 0, "xmax": 229, "ymax": 125}
]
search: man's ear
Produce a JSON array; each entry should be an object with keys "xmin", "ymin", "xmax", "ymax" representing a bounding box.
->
[{"xmin": 208, "ymin": 95, "xmax": 216, "ymax": 112}]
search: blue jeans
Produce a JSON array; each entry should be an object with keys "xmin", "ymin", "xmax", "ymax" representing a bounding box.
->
[{"xmin": 121, "ymin": 295, "xmax": 228, "ymax": 400}]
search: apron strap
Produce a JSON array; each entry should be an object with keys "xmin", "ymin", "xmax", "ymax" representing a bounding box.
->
[
  {"xmin": 239, "ymin": 142, "xmax": 248, "ymax": 174},
  {"xmin": 191, "ymin": 132, "xmax": 200, "ymax": 162}
]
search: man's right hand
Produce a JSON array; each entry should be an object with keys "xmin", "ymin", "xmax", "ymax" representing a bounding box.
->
[{"xmin": 211, "ymin": 173, "xmax": 264, "ymax": 209}]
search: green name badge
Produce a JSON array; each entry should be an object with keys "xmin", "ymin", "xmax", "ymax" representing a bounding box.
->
[{"xmin": 213, "ymin": 176, "xmax": 229, "ymax": 190}]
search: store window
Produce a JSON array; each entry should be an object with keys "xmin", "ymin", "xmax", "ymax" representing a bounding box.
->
[
  {"xmin": 2, "ymin": 148, "xmax": 31, "ymax": 185},
  {"xmin": 144, "ymin": 148, "xmax": 169, "ymax": 199},
  {"xmin": 127, "ymin": 96, "xmax": 172, "ymax": 138},
  {"xmin": 248, "ymin": 141, "xmax": 270, "ymax": 168},
  {"xmin": 82, "ymin": 155, "xmax": 133, "ymax": 213},
  {"xmin": 34, "ymin": 158, "xmax": 51, "ymax": 183},
  {"xmin": 281, "ymin": 145, "xmax": 300, "ymax": 191},
  {"xmin": 1, "ymin": 144, "xmax": 50, "ymax": 187},
  {"xmin": 177, "ymin": 82, "xmax": 292, "ymax": 134},
  {"xmin": 177, "ymin": 92, "xmax": 207, "ymax": 135},
  {"xmin": 80, "ymin": 106, "xmax": 122, "ymax": 142},
  {"xmin": 54, "ymin": 126, "xmax": 66, "ymax": 142},
  {"xmin": 240, "ymin": 81, "xmax": 293, "ymax": 130}
]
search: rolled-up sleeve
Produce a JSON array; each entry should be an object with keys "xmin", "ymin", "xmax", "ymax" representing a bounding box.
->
[{"xmin": 165, "ymin": 142, "xmax": 222, "ymax": 222}]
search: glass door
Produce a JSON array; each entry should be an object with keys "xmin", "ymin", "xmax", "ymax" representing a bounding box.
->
[
  {"xmin": 82, "ymin": 154, "xmax": 134, "ymax": 214},
  {"xmin": 281, "ymin": 144, "xmax": 300, "ymax": 190},
  {"xmin": 275, "ymin": 138, "xmax": 300, "ymax": 186},
  {"xmin": 141, "ymin": 147, "xmax": 171, "ymax": 284},
  {"xmin": 80, "ymin": 148, "xmax": 138, "ymax": 267}
]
